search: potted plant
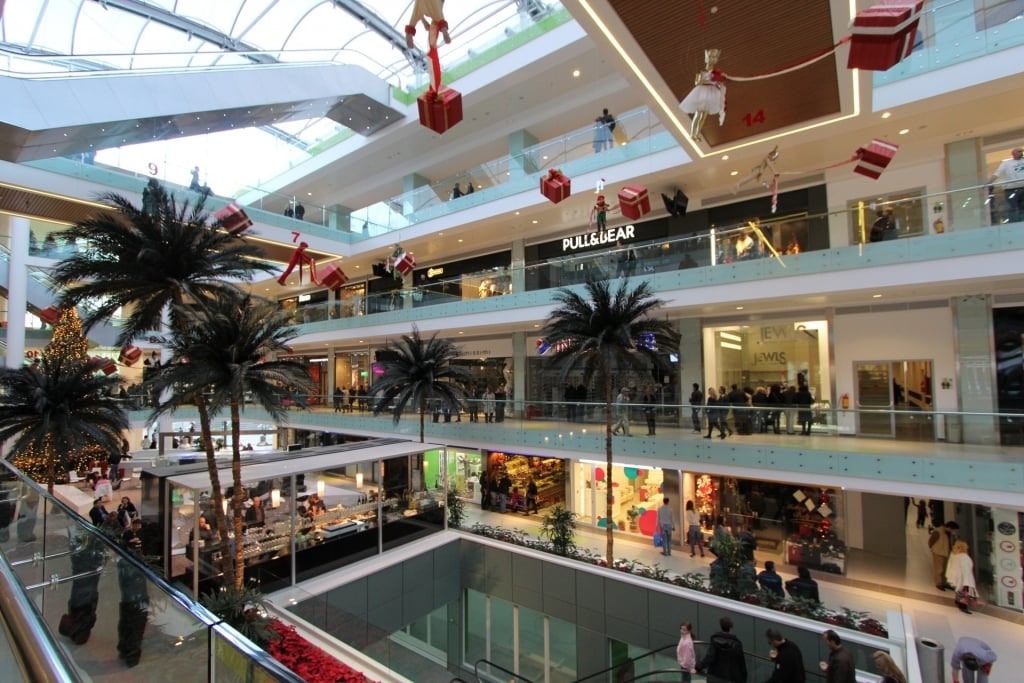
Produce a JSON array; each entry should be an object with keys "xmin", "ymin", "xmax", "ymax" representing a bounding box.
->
[
  {"xmin": 626, "ymin": 506, "xmax": 641, "ymax": 531},
  {"xmin": 539, "ymin": 505, "xmax": 577, "ymax": 556},
  {"xmin": 446, "ymin": 489, "xmax": 466, "ymax": 529}
]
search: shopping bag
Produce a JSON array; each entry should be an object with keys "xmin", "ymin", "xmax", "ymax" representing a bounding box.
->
[{"xmin": 653, "ymin": 531, "xmax": 663, "ymax": 548}]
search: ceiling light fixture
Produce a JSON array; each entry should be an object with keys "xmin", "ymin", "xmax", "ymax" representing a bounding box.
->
[
  {"xmin": 572, "ymin": 69, "xmax": 580, "ymax": 77},
  {"xmin": 898, "ymin": 128, "xmax": 909, "ymax": 135},
  {"xmin": 881, "ymin": 111, "xmax": 892, "ymax": 119},
  {"xmin": 730, "ymin": 170, "xmax": 739, "ymax": 176}
]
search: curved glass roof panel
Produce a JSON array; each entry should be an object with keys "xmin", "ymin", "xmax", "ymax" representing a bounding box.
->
[{"xmin": 1, "ymin": 0, "xmax": 565, "ymax": 193}]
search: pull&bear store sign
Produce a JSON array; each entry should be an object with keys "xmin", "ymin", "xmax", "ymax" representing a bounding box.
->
[{"xmin": 561, "ymin": 224, "xmax": 636, "ymax": 252}]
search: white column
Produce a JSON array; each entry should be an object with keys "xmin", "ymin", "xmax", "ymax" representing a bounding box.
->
[{"xmin": 6, "ymin": 216, "xmax": 30, "ymax": 368}]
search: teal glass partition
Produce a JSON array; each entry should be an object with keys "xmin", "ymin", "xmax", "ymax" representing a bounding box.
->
[{"xmin": 0, "ymin": 461, "xmax": 302, "ymax": 682}]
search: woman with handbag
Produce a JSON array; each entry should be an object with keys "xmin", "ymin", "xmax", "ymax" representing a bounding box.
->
[{"xmin": 946, "ymin": 540, "xmax": 979, "ymax": 614}]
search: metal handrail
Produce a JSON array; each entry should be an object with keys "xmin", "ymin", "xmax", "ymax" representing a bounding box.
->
[
  {"xmin": 0, "ymin": 554, "xmax": 80, "ymax": 683},
  {"xmin": 475, "ymin": 657, "xmax": 535, "ymax": 683},
  {"xmin": 572, "ymin": 643, "xmax": 677, "ymax": 683}
]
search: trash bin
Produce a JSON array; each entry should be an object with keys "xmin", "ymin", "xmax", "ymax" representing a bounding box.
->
[{"xmin": 917, "ymin": 636, "xmax": 944, "ymax": 683}]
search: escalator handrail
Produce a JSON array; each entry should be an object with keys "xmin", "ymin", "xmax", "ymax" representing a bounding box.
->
[{"xmin": 475, "ymin": 657, "xmax": 536, "ymax": 683}]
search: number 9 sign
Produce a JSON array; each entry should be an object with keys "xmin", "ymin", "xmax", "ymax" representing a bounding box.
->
[{"xmin": 148, "ymin": 162, "xmax": 159, "ymax": 176}]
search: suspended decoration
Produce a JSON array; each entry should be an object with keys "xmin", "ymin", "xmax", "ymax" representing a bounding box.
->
[
  {"xmin": 617, "ymin": 185, "xmax": 651, "ymax": 221},
  {"xmin": 276, "ymin": 242, "xmax": 348, "ymax": 291},
  {"xmin": 37, "ymin": 306, "xmax": 62, "ymax": 325},
  {"xmin": 385, "ymin": 245, "xmax": 416, "ymax": 279},
  {"xmin": 213, "ymin": 202, "xmax": 253, "ymax": 235},
  {"xmin": 682, "ymin": 3, "xmax": 924, "ymax": 144},
  {"xmin": 679, "ymin": 49, "xmax": 726, "ymax": 142},
  {"xmin": 119, "ymin": 345, "xmax": 142, "ymax": 366},
  {"xmin": 540, "ymin": 168, "xmax": 571, "ymax": 204},
  {"xmin": 847, "ymin": 1, "xmax": 925, "ymax": 72},
  {"xmin": 736, "ymin": 138, "xmax": 899, "ymax": 214},
  {"xmin": 407, "ymin": 0, "xmax": 463, "ymax": 134}
]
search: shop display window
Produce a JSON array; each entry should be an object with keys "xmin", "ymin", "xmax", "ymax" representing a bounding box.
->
[
  {"xmin": 846, "ymin": 188, "xmax": 926, "ymax": 244},
  {"xmin": 482, "ymin": 452, "xmax": 565, "ymax": 513},
  {"xmin": 145, "ymin": 442, "xmax": 447, "ymax": 597},
  {"xmin": 573, "ymin": 462, "xmax": 664, "ymax": 532},
  {"xmin": 694, "ymin": 475, "xmax": 846, "ymax": 574}
]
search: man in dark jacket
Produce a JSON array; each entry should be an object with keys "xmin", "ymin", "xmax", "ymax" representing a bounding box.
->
[
  {"xmin": 765, "ymin": 628, "xmax": 805, "ymax": 683},
  {"xmin": 698, "ymin": 616, "xmax": 748, "ymax": 683},
  {"xmin": 785, "ymin": 565, "xmax": 821, "ymax": 603},
  {"xmin": 757, "ymin": 561, "xmax": 785, "ymax": 597},
  {"xmin": 689, "ymin": 383, "xmax": 704, "ymax": 432},
  {"xmin": 823, "ymin": 630, "xmax": 855, "ymax": 683}
]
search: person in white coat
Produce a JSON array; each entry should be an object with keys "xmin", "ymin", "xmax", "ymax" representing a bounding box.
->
[{"xmin": 946, "ymin": 540, "xmax": 978, "ymax": 614}]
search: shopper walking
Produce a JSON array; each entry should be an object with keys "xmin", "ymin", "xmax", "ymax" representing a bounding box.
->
[
  {"xmin": 689, "ymin": 382, "xmax": 704, "ymax": 432},
  {"xmin": 676, "ymin": 623, "xmax": 697, "ymax": 682},
  {"xmin": 657, "ymin": 497, "xmax": 675, "ymax": 556},
  {"xmin": 704, "ymin": 387, "xmax": 727, "ymax": 439},
  {"xmin": 765, "ymin": 628, "xmax": 806, "ymax": 683},
  {"xmin": 642, "ymin": 385, "xmax": 658, "ymax": 435},
  {"xmin": 611, "ymin": 387, "xmax": 632, "ymax": 436},
  {"xmin": 685, "ymin": 500, "xmax": 704, "ymax": 557},
  {"xmin": 871, "ymin": 651, "xmax": 906, "ymax": 683},
  {"xmin": 821, "ymin": 630, "xmax": 855, "ymax": 683},
  {"xmin": 929, "ymin": 520, "xmax": 959, "ymax": 590},
  {"xmin": 697, "ymin": 616, "xmax": 748, "ymax": 683},
  {"xmin": 946, "ymin": 540, "xmax": 979, "ymax": 614}
]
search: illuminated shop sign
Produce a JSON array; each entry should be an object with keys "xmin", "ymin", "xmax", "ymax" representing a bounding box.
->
[
  {"xmin": 561, "ymin": 224, "xmax": 635, "ymax": 252},
  {"xmin": 427, "ymin": 267, "xmax": 444, "ymax": 278}
]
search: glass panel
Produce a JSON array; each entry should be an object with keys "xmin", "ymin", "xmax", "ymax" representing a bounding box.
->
[
  {"xmin": 856, "ymin": 362, "xmax": 894, "ymax": 436},
  {"xmin": 548, "ymin": 614, "xmax": 577, "ymax": 683},
  {"xmin": 380, "ymin": 452, "xmax": 444, "ymax": 553},
  {"xmin": 464, "ymin": 588, "xmax": 486, "ymax": 666},
  {"xmin": 893, "ymin": 360, "xmax": 935, "ymax": 441},
  {"xmin": 517, "ymin": 608, "xmax": 545, "ymax": 682},
  {"xmin": 486, "ymin": 597, "xmax": 515, "ymax": 676}
]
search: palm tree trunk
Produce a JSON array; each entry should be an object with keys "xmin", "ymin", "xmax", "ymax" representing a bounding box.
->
[
  {"xmin": 419, "ymin": 401, "xmax": 425, "ymax": 443},
  {"xmin": 230, "ymin": 400, "xmax": 245, "ymax": 591},
  {"xmin": 604, "ymin": 368, "xmax": 614, "ymax": 567},
  {"xmin": 195, "ymin": 392, "xmax": 235, "ymax": 589}
]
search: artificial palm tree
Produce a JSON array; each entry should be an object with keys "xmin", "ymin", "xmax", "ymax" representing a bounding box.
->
[
  {"xmin": 148, "ymin": 291, "xmax": 312, "ymax": 590},
  {"xmin": 51, "ymin": 181, "xmax": 274, "ymax": 346},
  {"xmin": 372, "ymin": 326, "xmax": 471, "ymax": 442},
  {"xmin": 541, "ymin": 279, "xmax": 680, "ymax": 566},
  {"xmin": 0, "ymin": 355, "xmax": 128, "ymax": 493}
]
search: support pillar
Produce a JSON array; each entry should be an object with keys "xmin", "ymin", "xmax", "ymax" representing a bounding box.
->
[
  {"xmin": 403, "ymin": 173, "xmax": 432, "ymax": 215},
  {"xmin": 510, "ymin": 239, "xmax": 525, "ymax": 294},
  {"xmin": 327, "ymin": 204, "xmax": 352, "ymax": 232},
  {"xmin": 508, "ymin": 129, "xmax": 540, "ymax": 179},
  {"xmin": 944, "ymin": 138, "xmax": 987, "ymax": 231},
  {"xmin": 952, "ymin": 295, "xmax": 998, "ymax": 445},
  {"xmin": 512, "ymin": 332, "xmax": 526, "ymax": 418},
  {"xmin": 5, "ymin": 216, "xmax": 29, "ymax": 368},
  {"xmin": 676, "ymin": 318, "xmax": 703, "ymax": 427}
]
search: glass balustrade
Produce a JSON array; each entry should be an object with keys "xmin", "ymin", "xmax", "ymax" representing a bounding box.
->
[
  {"xmin": 874, "ymin": 0, "xmax": 1024, "ymax": 86},
  {"xmin": 280, "ymin": 180, "xmax": 1016, "ymax": 327},
  {"xmin": 0, "ymin": 461, "xmax": 303, "ymax": 682}
]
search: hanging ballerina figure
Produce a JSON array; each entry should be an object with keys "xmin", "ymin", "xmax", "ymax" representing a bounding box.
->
[
  {"xmin": 405, "ymin": 0, "xmax": 452, "ymax": 92},
  {"xmin": 679, "ymin": 49, "xmax": 726, "ymax": 142}
]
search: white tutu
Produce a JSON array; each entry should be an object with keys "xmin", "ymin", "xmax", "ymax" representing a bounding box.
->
[{"xmin": 679, "ymin": 83, "xmax": 726, "ymax": 124}]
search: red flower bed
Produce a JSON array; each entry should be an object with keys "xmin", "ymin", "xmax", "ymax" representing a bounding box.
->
[{"xmin": 266, "ymin": 618, "xmax": 374, "ymax": 683}]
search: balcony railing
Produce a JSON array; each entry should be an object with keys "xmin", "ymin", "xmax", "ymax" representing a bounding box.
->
[{"xmin": 0, "ymin": 460, "xmax": 304, "ymax": 683}]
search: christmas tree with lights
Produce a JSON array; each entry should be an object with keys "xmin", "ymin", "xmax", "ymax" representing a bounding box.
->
[{"xmin": 0, "ymin": 308, "xmax": 128, "ymax": 492}]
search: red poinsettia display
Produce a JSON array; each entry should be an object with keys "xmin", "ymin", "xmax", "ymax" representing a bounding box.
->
[{"xmin": 266, "ymin": 619, "xmax": 374, "ymax": 683}]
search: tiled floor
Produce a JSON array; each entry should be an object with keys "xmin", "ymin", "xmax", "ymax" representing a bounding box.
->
[{"xmin": 463, "ymin": 504, "xmax": 1021, "ymax": 682}]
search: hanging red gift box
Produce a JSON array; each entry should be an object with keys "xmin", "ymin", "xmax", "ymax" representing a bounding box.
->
[
  {"xmin": 93, "ymin": 357, "xmax": 118, "ymax": 375},
  {"xmin": 854, "ymin": 139, "xmax": 899, "ymax": 179},
  {"xmin": 417, "ymin": 87, "xmax": 463, "ymax": 134},
  {"xmin": 319, "ymin": 264, "xmax": 349, "ymax": 291},
  {"xmin": 394, "ymin": 251, "xmax": 416, "ymax": 277},
  {"xmin": 214, "ymin": 202, "xmax": 253, "ymax": 235},
  {"xmin": 540, "ymin": 169, "xmax": 571, "ymax": 204},
  {"xmin": 38, "ymin": 306, "xmax": 61, "ymax": 325},
  {"xmin": 617, "ymin": 185, "xmax": 650, "ymax": 220},
  {"xmin": 847, "ymin": 1, "xmax": 924, "ymax": 72},
  {"xmin": 119, "ymin": 345, "xmax": 142, "ymax": 366}
]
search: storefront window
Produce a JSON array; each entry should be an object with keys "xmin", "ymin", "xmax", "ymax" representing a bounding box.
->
[
  {"xmin": 703, "ymin": 317, "xmax": 831, "ymax": 407},
  {"xmin": 446, "ymin": 448, "xmax": 484, "ymax": 503},
  {"xmin": 693, "ymin": 475, "xmax": 846, "ymax": 574},
  {"xmin": 573, "ymin": 462, "xmax": 665, "ymax": 532},
  {"xmin": 483, "ymin": 452, "xmax": 565, "ymax": 513},
  {"xmin": 847, "ymin": 188, "xmax": 926, "ymax": 243}
]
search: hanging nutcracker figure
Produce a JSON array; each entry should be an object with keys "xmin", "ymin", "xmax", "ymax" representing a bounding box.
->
[
  {"xmin": 590, "ymin": 194, "xmax": 617, "ymax": 230},
  {"xmin": 405, "ymin": 0, "xmax": 452, "ymax": 92},
  {"xmin": 679, "ymin": 49, "xmax": 726, "ymax": 142}
]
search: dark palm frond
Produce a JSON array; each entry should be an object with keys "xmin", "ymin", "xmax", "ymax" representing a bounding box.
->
[
  {"xmin": 51, "ymin": 183, "xmax": 275, "ymax": 346},
  {"xmin": 148, "ymin": 292, "xmax": 313, "ymax": 422},
  {"xmin": 541, "ymin": 279, "xmax": 680, "ymax": 566},
  {"xmin": 372, "ymin": 326, "xmax": 471, "ymax": 442},
  {"xmin": 0, "ymin": 356, "xmax": 129, "ymax": 488}
]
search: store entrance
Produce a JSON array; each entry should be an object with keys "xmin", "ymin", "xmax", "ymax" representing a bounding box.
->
[{"xmin": 854, "ymin": 360, "xmax": 934, "ymax": 440}]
